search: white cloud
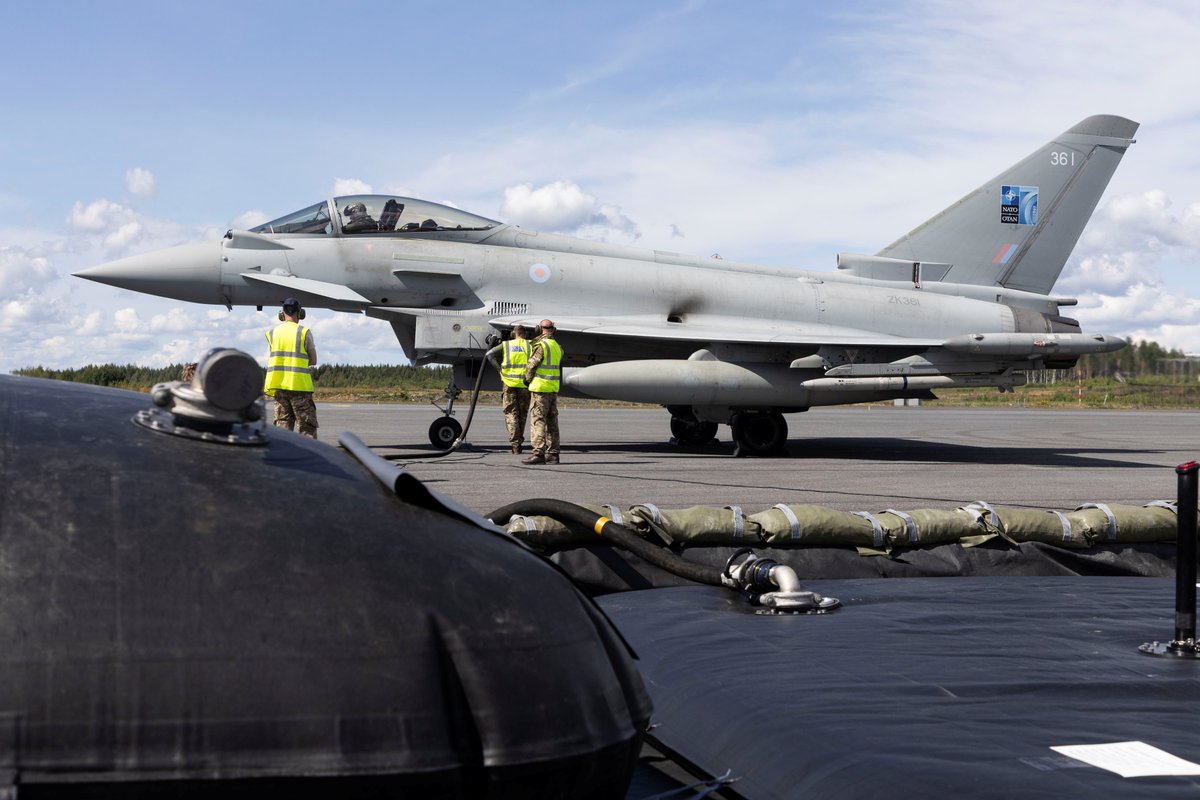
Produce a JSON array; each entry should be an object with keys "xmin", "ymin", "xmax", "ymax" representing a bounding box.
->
[
  {"xmin": 61, "ymin": 196, "xmax": 204, "ymax": 266},
  {"xmin": 154, "ymin": 336, "xmax": 222, "ymax": 366},
  {"xmin": 104, "ymin": 221, "xmax": 144, "ymax": 250},
  {"xmin": 830, "ymin": 2, "xmax": 1200, "ymax": 143},
  {"xmin": 0, "ymin": 292, "xmax": 84, "ymax": 372},
  {"xmin": 1064, "ymin": 252, "xmax": 1145, "ymax": 296},
  {"xmin": 0, "ymin": 298, "xmax": 39, "ymax": 334},
  {"xmin": 68, "ymin": 198, "xmax": 135, "ymax": 232},
  {"xmin": 1077, "ymin": 282, "xmax": 1200, "ymax": 330},
  {"xmin": 1133, "ymin": 324, "xmax": 1200, "ymax": 355},
  {"xmin": 124, "ymin": 167, "xmax": 157, "ymax": 197},
  {"xmin": 0, "ymin": 247, "xmax": 56, "ymax": 294},
  {"xmin": 500, "ymin": 180, "xmax": 640, "ymax": 241},
  {"xmin": 501, "ymin": 181, "xmax": 593, "ymax": 229},
  {"xmin": 145, "ymin": 306, "xmax": 201, "ymax": 333},
  {"xmin": 333, "ymin": 178, "xmax": 373, "ymax": 196},
  {"xmin": 112, "ymin": 307, "xmax": 142, "ymax": 333},
  {"xmin": 382, "ymin": 184, "xmax": 418, "ymax": 199},
  {"xmin": 1065, "ymin": 189, "xmax": 1200, "ymax": 302},
  {"xmin": 1084, "ymin": 190, "xmax": 1200, "ymax": 252},
  {"xmin": 232, "ymin": 209, "xmax": 269, "ymax": 230},
  {"xmin": 76, "ymin": 310, "xmax": 104, "ymax": 336}
]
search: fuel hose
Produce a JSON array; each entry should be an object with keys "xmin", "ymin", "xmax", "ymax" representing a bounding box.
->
[{"xmin": 487, "ymin": 498, "xmax": 725, "ymax": 586}]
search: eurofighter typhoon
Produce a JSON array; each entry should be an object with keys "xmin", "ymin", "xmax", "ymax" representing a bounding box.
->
[{"xmin": 77, "ymin": 115, "xmax": 1137, "ymax": 455}]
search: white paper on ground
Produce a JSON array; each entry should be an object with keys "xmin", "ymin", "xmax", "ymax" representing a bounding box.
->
[{"xmin": 1050, "ymin": 741, "xmax": 1200, "ymax": 778}]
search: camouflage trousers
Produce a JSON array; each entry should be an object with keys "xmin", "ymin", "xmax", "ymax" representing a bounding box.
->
[
  {"xmin": 501, "ymin": 385, "xmax": 530, "ymax": 446},
  {"xmin": 529, "ymin": 391, "xmax": 559, "ymax": 456},
  {"xmin": 273, "ymin": 389, "xmax": 319, "ymax": 439}
]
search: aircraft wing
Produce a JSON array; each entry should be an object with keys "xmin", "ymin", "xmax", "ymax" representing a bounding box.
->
[{"xmin": 488, "ymin": 313, "xmax": 944, "ymax": 349}]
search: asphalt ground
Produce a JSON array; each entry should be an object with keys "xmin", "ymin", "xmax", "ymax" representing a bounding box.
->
[{"xmin": 317, "ymin": 402, "xmax": 1200, "ymax": 519}]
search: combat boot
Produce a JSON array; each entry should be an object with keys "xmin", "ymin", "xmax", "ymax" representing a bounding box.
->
[
  {"xmin": 545, "ymin": 454, "xmax": 560, "ymax": 464},
  {"xmin": 511, "ymin": 443, "xmax": 523, "ymax": 454},
  {"xmin": 522, "ymin": 452, "xmax": 546, "ymax": 465}
]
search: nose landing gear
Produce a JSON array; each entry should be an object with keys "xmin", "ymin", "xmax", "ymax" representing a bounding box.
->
[
  {"xmin": 428, "ymin": 416, "xmax": 463, "ymax": 448},
  {"xmin": 428, "ymin": 381, "xmax": 464, "ymax": 447}
]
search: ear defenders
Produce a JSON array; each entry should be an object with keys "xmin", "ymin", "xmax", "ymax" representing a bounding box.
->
[{"xmin": 279, "ymin": 299, "xmax": 306, "ymax": 321}]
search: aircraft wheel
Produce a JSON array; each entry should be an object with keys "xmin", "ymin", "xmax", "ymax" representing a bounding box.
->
[
  {"xmin": 670, "ymin": 414, "xmax": 719, "ymax": 445},
  {"xmin": 731, "ymin": 412, "xmax": 788, "ymax": 456},
  {"xmin": 428, "ymin": 416, "xmax": 463, "ymax": 448}
]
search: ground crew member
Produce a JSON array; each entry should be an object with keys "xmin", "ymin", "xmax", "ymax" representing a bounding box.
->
[
  {"xmin": 485, "ymin": 324, "xmax": 532, "ymax": 454},
  {"xmin": 523, "ymin": 319, "xmax": 562, "ymax": 465},
  {"xmin": 263, "ymin": 297, "xmax": 319, "ymax": 439}
]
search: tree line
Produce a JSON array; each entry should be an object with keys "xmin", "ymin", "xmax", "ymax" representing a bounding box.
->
[
  {"xmin": 1070, "ymin": 340, "xmax": 1192, "ymax": 381},
  {"xmin": 12, "ymin": 363, "xmax": 454, "ymax": 391}
]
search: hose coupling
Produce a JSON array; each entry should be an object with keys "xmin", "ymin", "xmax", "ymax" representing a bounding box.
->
[{"xmin": 723, "ymin": 549, "xmax": 840, "ymax": 614}]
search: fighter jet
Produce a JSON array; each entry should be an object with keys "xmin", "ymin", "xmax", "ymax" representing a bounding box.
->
[{"xmin": 76, "ymin": 115, "xmax": 1137, "ymax": 455}]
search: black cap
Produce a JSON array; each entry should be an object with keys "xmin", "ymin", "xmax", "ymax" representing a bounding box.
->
[{"xmin": 282, "ymin": 298, "xmax": 301, "ymax": 313}]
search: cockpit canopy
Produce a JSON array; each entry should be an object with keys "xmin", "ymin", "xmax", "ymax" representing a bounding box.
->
[{"xmin": 250, "ymin": 195, "xmax": 500, "ymax": 236}]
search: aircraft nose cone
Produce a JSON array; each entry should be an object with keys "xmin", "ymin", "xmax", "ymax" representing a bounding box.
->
[{"xmin": 74, "ymin": 240, "xmax": 222, "ymax": 304}]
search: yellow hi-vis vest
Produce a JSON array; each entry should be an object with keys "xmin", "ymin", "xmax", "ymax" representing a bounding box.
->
[
  {"xmin": 528, "ymin": 338, "xmax": 562, "ymax": 393},
  {"xmin": 263, "ymin": 321, "xmax": 314, "ymax": 395},
  {"xmin": 499, "ymin": 339, "xmax": 531, "ymax": 388}
]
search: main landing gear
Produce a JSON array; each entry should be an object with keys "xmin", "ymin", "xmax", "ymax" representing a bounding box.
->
[
  {"xmin": 667, "ymin": 406, "xmax": 719, "ymax": 446},
  {"xmin": 730, "ymin": 411, "xmax": 788, "ymax": 457},
  {"xmin": 428, "ymin": 381, "xmax": 464, "ymax": 447},
  {"xmin": 667, "ymin": 406, "xmax": 789, "ymax": 456}
]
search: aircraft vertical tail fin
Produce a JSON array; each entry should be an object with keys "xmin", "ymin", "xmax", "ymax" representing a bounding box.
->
[{"xmin": 876, "ymin": 115, "xmax": 1139, "ymax": 294}]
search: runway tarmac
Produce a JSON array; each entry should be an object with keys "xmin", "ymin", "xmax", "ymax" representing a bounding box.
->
[
  {"xmin": 316, "ymin": 407, "xmax": 1200, "ymax": 520},
  {"xmin": 319, "ymin": 403, "xmax": 1200, "ymax": 518}
]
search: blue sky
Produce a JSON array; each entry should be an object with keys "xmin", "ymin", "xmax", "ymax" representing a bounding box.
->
[{"xmin": 3, "ymin": 0, "xmax": 1200, "ymax": 372}]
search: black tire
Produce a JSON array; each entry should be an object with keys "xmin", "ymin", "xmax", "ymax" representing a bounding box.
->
[
  {"xmin": 731, "ymin": 412, "xmax": 788, "ymax": 456},
  {"xmin": 670, "ymin": 415, "xmax": 719, "ymax": 445},
  {"xmin": 428, "ymin": 417, "xmax": 463, "ymax": 448}
]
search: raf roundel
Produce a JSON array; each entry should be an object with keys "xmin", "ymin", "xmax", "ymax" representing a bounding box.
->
[{"xmin": 529, "ymin": 263, "xmax": 551, "ymax": 283}]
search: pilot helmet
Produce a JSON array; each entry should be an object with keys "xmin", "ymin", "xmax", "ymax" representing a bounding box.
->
[{"xmin": 345, "ymin": 202, "xmax": 367, "ymax": 218}]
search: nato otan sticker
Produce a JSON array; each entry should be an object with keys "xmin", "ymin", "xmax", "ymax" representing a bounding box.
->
[{"xmin": 1001, "ymin": 185, "xmax": 1038, "ymax": 225}]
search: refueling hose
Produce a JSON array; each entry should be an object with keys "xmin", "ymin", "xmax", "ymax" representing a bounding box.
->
[
  {"xmin": 381, "ymin": 353, "xmax": 489, "ymax": 461},
  {"xmin": 487, "ymin": 498, "xmax": 726, "ymax": 586}
]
